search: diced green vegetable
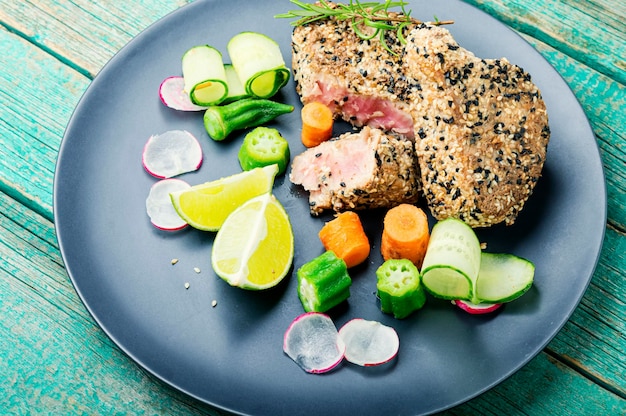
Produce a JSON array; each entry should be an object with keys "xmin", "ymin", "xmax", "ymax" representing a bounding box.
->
[
  {"xmin": 297, "ymin": 251, "xmax": 352, "ymax": 313},
  {"xmin": 228, "ymin": 32, "xmax": 290, "ymax": 98},
  {"xmin": 182, "ymin": 45, "xmax": 228, "ymax": 106},
  {"xmin": 238, "ymin": 127, "xmax": 290, "ymax": 175},
  {"xmin": 376, "ymin": 259, "xmax": 426, "ymax": 319},
  {"xmin": 203, "ymin": 98, "xmax": 294, "ymax": 141}
]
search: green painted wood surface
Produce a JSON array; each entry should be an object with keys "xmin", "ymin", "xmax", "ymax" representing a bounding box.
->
[{"xmin": 1, "ymin": 0, "xmax": 624, "ymax": 414}]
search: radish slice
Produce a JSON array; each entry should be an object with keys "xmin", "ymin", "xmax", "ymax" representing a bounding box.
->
[
  {"xmin": 454, "ymin": 299, "xmax": 502, "ymax": 314},
  {"xmin": 145, "ymin": 178, "xmax": 190, "ymax": 230},
  {"xmin": 159, "ymin": 76, "xmax": 208, "ymax": 111},
  {"xmin": 283, "ymin": 312, "xmax": 345, "ymax": 374},
  {"xmin": 142, "ymin": 130, "xmax": 203, "ymax": 178},
  {"xmin": 338, "ymin": 319, "xmax": 399, "ymax": 367}
]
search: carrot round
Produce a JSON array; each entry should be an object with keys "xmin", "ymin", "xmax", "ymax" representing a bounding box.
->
[
  {"xmin": 381, "ymin": 204, "xmax": 430, "ymax": 269},
  {"xmin": 319, "ymin": 211, "xmax": 370, "ymax": 268},
  {"xmin": 301, "ymin": 101, "xmax": 334, "ymax": 147}
]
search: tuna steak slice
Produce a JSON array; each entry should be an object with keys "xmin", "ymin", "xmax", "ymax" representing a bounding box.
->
[{"xmin": 289, "ymin": 127, "xmax": 420, "ymax": 215}]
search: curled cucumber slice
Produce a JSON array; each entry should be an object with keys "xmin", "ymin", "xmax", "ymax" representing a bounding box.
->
[
  {"xmin": 421, "ymin": 217, "xmax": 535, "ymax": 304},
  {"xmin": 223, "ymin": 64, "xmax": 248, "ymax": 104},
  {"xmin": 420, "ymin": 218, "xmax": 481, "ymax": 301},
  {"xmin": 475, "ymin": 252, "xmax": 535, "ymax": 303},
  {"xmin": 182, "ymin": 45, "xmax": 228, "ymax": 106},
  {"xmin": 228, "ymin": 32, "xmax": 290, "ymax": 98}
]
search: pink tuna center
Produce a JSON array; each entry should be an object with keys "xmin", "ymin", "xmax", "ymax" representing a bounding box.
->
[{"xmin": 307, "ymin": 81, "xmax": 414, "ymax": 139}]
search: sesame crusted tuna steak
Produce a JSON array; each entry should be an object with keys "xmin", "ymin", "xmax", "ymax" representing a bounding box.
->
[
  {"xmin": 291, "ymin": 7, "xmax": 550, "ymax": 227},
  {"xmin": 289, "ymin": 127, "xmax": 420, "ymax": 214}
]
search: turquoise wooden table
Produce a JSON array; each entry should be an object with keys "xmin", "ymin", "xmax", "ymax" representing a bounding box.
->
[{"xmin": 1, "ymin": 0, "xmax": 624, "ymax": 414}]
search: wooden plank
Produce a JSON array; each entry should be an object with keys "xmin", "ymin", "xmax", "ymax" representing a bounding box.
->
[
  {"xmin": 3, "ymin": 0, "xmax": 624, "ymax": 83},
  {"xmin": 0, "ymin": 190, "xmax": 224, "ymax": 415},
  {"xmin": 445, "ymin": 353, "xmax": 626, "ymax": 415},
  {"xmin": 462, "ymin": 0, "xmax": 626, "ymax": 84},
  {"xmin": 0, "ymin": 0, "xmax": 190, "ymax": 77},
  {"xmin": 0, "ymin": 27, "xmax": 86, "ymax": 219}
]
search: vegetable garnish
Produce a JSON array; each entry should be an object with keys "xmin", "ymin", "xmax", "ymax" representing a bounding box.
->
[
  {"xmin": 238, "ymin": 127, "xmax": 291, "ymax": 175},
  {"xmin": 275, "ymin": 0, "xmax": 453, "ymax": 54},
  {"xmin": 222, "ymin": 64, "xmax": 249, "ymax": 104},
  {"xmin": 158, "ymin": 76, "xmax": 208, "ymax": 111},
  {"xmin": 297, "ymin": 251, "xmax": 352, "ymax": 312},
  {"xmin": 318, "ymin": 211, "xmax": 370, "ymax": 268},
  {"xmin": 227, "ymin": 32, "xmax": 291, "ymax": 99},
  {"xmin": 453, "ymin": 300, "xmax": 502, "ymax": 315},
  {"xmin": 169, "ymin": 164, "xmax": 278, "ymax": 231},
  {"xmin": 474, "ymin": 252, "xmax": 535, "ymax": 304},
  {"xmin": 338, "ymin": 319, "xmax": 399, "ymax": 366},
  {"xmin": 376, "ymin": 259, "xmax": 426, "ymax": 319},
  {"xmin": 212, "ymin": 192, "xmax": 294, "ymax": 290},
  {"xmin": 142, "ymin": 130, "xmax": 203, "ymax": 179},
  {"xmin": 421, "ymin": 217, "xmax": 535, "ymax": 305},
  {"xmin": 420, "ymin": 217, "xmax": 482, "ymax": 301},
  {"xmin": 203, "ymin": 98, "xmax": 294, "ymax": 141},
  {"xmin": 182, "ymin": 45, "xmax": 229, "ymax": 106},
  {"xmin": 145, "ymin": 179, "xmax": 191, "ymax": 231},
  {"xmin": 380, "ymin": 204, "xmax": 430, "ymax": 269},
  {"xmin": 283, "ymin": 312, "xmax": 346, "ymax": 374},
  {"xmin": 284, "ymin": 314, "xmax": 400, "ymax": 373},
  {"xmin": 300, "ymin": 101, "xmax": 334, "ymax": 147}
]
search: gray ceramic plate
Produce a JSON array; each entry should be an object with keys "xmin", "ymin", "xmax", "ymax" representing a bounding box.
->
[{"xmin": 54, "ymin": 1, "xmax": 606, "ymax": 415}]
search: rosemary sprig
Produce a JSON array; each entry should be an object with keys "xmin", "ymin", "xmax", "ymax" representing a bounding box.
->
[{"xmin": 275, "ymin": 0, "xmax": 453, "ymax": 54}]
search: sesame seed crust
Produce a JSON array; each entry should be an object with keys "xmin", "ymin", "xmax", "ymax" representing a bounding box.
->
[{"xmin": 405, "ymin": 26, "xmax": 549, "ymax": 226}]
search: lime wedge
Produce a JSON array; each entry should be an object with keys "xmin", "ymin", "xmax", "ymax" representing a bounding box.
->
[
  {"xmin": 170, "ymin": 164, "xmax": 278, "ymax": 231},
  {"xmin": 212, "ymin": 193, "xmax": 294, "ymax": 290}
]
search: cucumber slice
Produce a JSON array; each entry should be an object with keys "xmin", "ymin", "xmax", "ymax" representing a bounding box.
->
[
  {"xmin": 228, "ymin": 32, "xmax": 290, "ymax": 98},
  {"xmin": 182, "ymin": 45, "xmax": 228, "ymax": 106},
  {"xmin": 474, "ymin": 252, "xmax": 535, "ymax": 303},
  {"xmin": 420, "ymin": 218, "xmax": 481, "ymax": 300},
  {"xmin": 223, "ymin": 64, "xmax": 248, "ymax": 104}
]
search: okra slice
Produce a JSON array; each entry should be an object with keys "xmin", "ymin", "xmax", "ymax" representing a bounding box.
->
[
  {"xmin": 376, "ymin": 259, "xmax": 426, "ymax": 319},
  {"xmin": 238, "ymin": 127, "xmax": 290, "ymax": 175},
  {"xmin": 297, "ymin": 251, "xmax": 352, "ymax": 313}
]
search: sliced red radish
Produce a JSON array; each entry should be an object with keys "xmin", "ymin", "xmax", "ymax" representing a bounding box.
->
[
  {"xmin": 283, "ymin": 312, "xmax": 346, "ymax": 374},
  {"xmin": 454, "ymin": 299, "xmax": 502, "ymax": 314},
  {"xmin": 159, "ymin": 76, "xmax": 208, "ymax": 111},
  {"xmin": 142, "ymin": 130, "xmax": 203, "ymax": 178},
  {"xmin": 145, "ymin": 178, "xmax": 190, "ymax": 231},
  {"xmin": 338, "ymin": 319, "xmax": 399, "ymax": 367}
]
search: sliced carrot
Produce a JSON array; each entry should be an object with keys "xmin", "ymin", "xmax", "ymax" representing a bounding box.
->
[
  {"xmin": 319, "ymin": 211, "xmax": 370, "ymax": 268},
  {"xmin": 381, "ymin": 204, "xmax": 430, "ymax": 269},
  {"xmin": 301, "ymin": 101, "xmax": 334, "ymax": 147}
]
